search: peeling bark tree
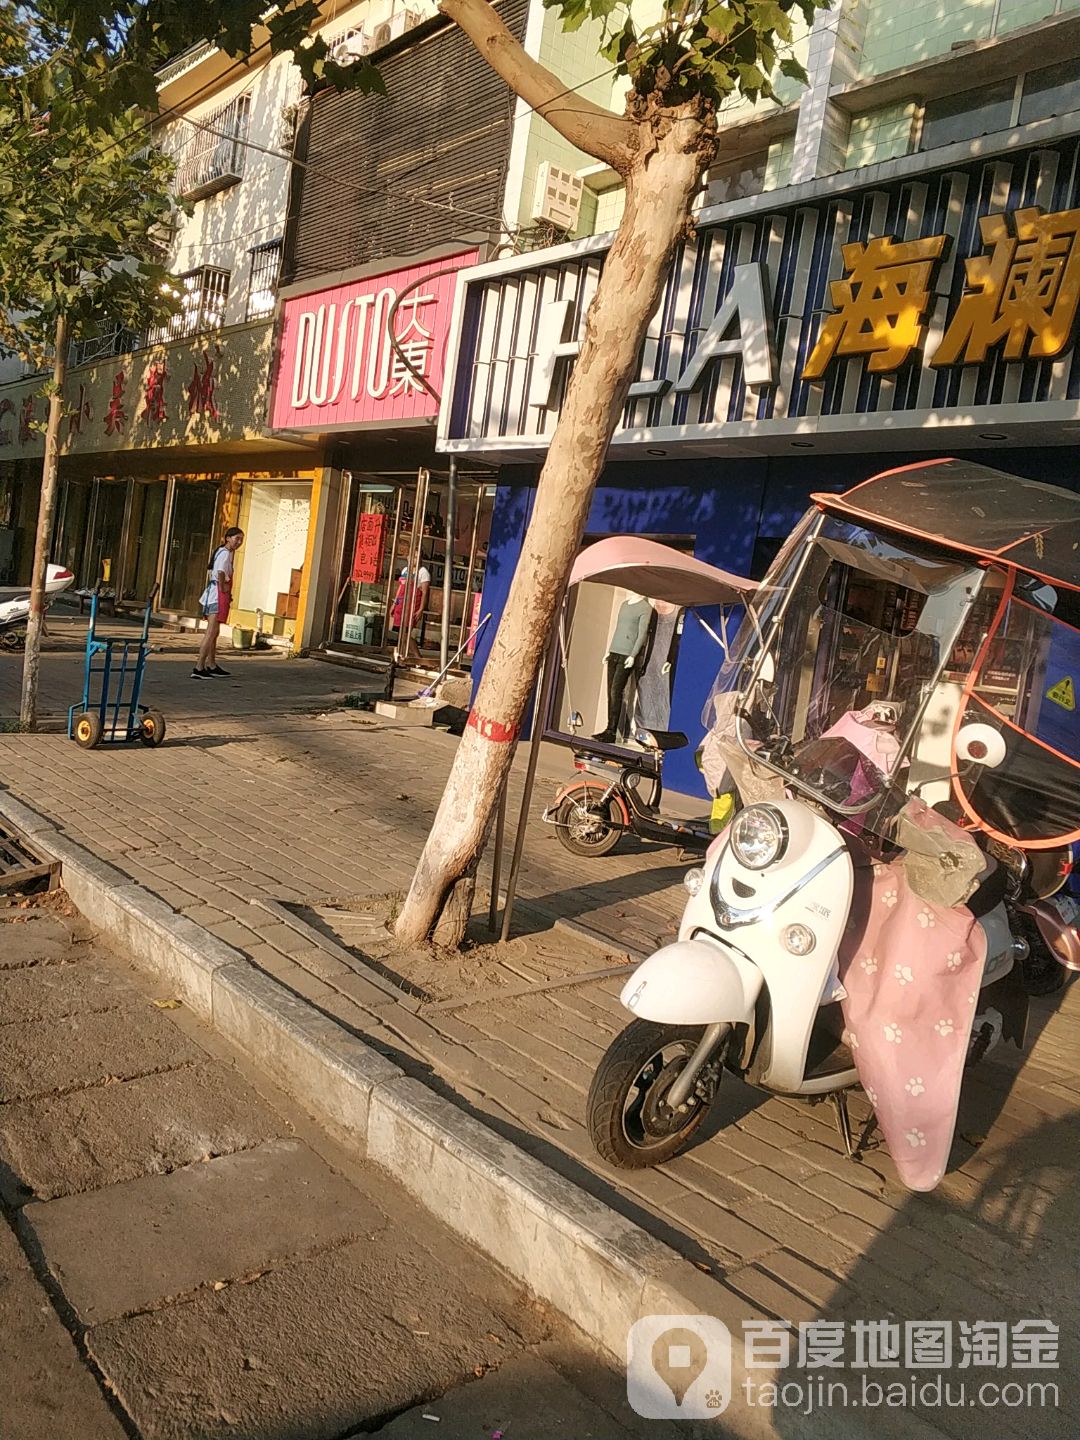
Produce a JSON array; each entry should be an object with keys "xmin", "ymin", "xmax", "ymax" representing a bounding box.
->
[{"xmin": 396, "ymin": 0, "xmax": 827, "ymax": 946}]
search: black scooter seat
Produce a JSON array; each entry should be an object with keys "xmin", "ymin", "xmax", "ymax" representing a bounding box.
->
[{"xmin": 636, "ymin": 728, "xmax": 689, "ymax": 752}]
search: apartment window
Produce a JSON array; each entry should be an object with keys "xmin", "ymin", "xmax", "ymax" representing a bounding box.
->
[
  {"xmin": 246, "ymin": 239, "xmax": 283, "ymax": 320},
  {"xmin": 147, "ymin": 267, "xmax": 230, "ymax": 345},
  {"xmin": 1018, "ymin": 58, "xmax": 1080, "ymax": 125},
  {"xmin": 919, "ymin": 78, "xmax": 1017, "ymax": 151},
  {"xmin": 174, "ymin": 94, "xmax": 252, "ymax": 201},
  {"xmin": 704, "ymin": 150, "xmax": 769, "ymax": 205}
]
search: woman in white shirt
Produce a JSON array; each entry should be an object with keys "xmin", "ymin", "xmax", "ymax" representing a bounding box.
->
[{"xmin": 193, "ymin": 527, "xmax": 244, "ymax": 679}]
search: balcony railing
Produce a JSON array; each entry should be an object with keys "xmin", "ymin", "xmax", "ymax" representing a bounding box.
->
[
  {"xmin": 71, "ymin": 325, "xmax": 143, "ymax": 368},
  {"xmin": 174, "ymin": 94, "xmax": 251, "ymax": 202}
]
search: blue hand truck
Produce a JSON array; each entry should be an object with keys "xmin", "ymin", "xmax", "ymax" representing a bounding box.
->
[{"xmin": 68, "ymin": 586, "xmax": 166, "ymax": 749}]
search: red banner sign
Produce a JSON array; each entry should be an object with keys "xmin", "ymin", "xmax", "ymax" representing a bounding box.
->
[{"xmin": 352, "ymin": 512, "xmax": 387, "ymax": 584}]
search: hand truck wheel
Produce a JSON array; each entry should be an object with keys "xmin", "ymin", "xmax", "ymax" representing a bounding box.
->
[
  {"xmin": 72, "ymin": 711, "xmax": 104, "ymax": 749},
  {"xmin": 139, "ymin": 709, "xmax": 167, "ymax": 747}
]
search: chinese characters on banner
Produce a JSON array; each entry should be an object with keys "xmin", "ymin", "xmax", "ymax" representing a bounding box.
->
[
  {"xmin": 351, "ymin": 511, "xmax": 387, "ymax": 584},
  {"xmin": 141, "ymin": 363, "xmax": 169, "ymax": 424},
  {"xmin": 803, "ymin": 204, "xmax": 1080, "ymax": 378},
  {"xmin": 188, "ymin": 353, "xmax": 218, "ymax": 417},
  {"xmin": 103, "ymin": 371, "xmax": 128, "ymax": 435}
]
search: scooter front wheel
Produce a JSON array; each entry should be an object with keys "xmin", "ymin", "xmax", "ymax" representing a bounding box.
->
[
  {"xmin": 554, "ymin": 788, "xmax": 623, "ymax": 858},
  {"xmin": 588, "ymin": 1020, "xmax": 717, "ymax": 1168}
]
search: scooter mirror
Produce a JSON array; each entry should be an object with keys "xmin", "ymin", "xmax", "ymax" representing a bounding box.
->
[{"xmin": 956, "ymin": 722, "xmax": 1007, "ymax": 769}]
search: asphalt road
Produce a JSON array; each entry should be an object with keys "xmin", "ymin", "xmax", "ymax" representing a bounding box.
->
[{"xmin": 0, "ymin": 893, "xmax": 696, "ymax": 1439}]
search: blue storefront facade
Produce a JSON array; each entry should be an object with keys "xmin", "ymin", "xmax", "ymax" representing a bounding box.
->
[{"xmin": 437, "ymin": 120, "xmax": 1080, "ymax": 798}]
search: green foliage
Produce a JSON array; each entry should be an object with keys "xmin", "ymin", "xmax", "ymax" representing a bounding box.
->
[
  {"xmin": 548, "ymin": 0, "xmax": 827, "ymax": 106},
  {"xmin": 0, "ymin": 1, "xmax": 181, "ymax": 370}
]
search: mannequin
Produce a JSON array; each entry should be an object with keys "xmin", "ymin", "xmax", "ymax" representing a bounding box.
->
[
  {"xmin": 593, "ymin": 591, "xmax": 650, "ymax": 743},
  {"xmin": 635, "ymin": 599, "xmax": 681, "ymax": 732}
]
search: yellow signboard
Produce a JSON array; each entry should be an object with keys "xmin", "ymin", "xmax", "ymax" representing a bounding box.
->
[
  {"xmin": 1046, "ymin": 676, "xmax": 1076, "ymax": 711},
  {"xmin": 802, "ymin": 205, "xmax": 1080, "ymax": 380}
]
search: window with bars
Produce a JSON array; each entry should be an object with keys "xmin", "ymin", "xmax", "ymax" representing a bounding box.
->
[
  {"xmin": 147, "ymin": 267, "xmax": 230, "ymax": 345},
  {"xmin": 174, "ymin": 93, "xmax": 252, "ymax": 201},
  {"xmin": 246, "ymin": 239, "xmax": 283, "ymax": 321}
]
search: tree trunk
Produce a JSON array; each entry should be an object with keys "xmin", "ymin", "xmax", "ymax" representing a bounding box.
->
[
  {"xmin": 395, "ymin": 98, "xmax": 715, "ymax": 946},
  {"xmin": 20, "ymin": 312, "xmax": 69, "ymax": 732}
]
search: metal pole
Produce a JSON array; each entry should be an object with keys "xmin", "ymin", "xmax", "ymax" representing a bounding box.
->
[
  {"xmin": 488, "ymin": 780, "xmax": 507, "ymax": 933},
  {"xmin": 499, "ymin": 637, "xmax": 559, "ymax": 943},
  {"xmin": 397, "ymin": 467, "xmax": 428, "ymax": 663},
  {"xmin": 440, "ymin": 457, "xmax": 457, "ymax": 671},
  {"xmin": 457, "ymin": 484, "xmax": 483, "ymax": 651}
]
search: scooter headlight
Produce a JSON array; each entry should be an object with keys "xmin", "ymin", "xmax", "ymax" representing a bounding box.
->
[
  {"xmin": 730, "ymin": 805, "xmax": 788, "ymax": 871},
  {"xmin": 684, "ymin": 867, "xmax": 705, "ymax": 896}
]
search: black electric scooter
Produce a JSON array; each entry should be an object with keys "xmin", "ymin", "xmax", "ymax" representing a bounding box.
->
[{"xmin": 544, "ymin": 728, "xmax": 727, "ymax": 858}]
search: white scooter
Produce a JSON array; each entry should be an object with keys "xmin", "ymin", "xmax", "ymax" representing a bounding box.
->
[
  {"xmin": 587, "ymin": 791, "xmax": 1020, "ymax": 1171},
  {"xmin": 0, "ymin": 565, "xmax": 75, "ymax": 649}
]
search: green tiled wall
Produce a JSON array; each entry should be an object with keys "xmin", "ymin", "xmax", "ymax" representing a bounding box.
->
[
  {"xmin": 845, "ymin": 100, "xmax": 917, "ymax": 166},
  {"xmin": 764, "ymin": 133, "xmax": 796, "ymax": 190},
  {"xmin": 858, "ymin": 0, "xmax": 1080, "ymax": 77}
]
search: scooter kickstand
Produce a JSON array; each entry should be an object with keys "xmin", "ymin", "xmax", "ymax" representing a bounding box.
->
[{"xmin": 831, "ymin": 1089, "xmax": 856, "ymax": 1160}]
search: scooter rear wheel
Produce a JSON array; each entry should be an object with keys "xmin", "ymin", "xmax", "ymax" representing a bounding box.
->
[
  {"xmin": 588, "ymin": 1019, "xmax": 715, "ymax": 1168},
  {"xmin": 554, "ymin": 789, "xmax": 622, "ymax": 858}
]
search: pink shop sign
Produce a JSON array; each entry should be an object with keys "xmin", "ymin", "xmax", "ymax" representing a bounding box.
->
[{"xmin": 271, "ymin": 252, "xmax": 475, "ymax": 430}]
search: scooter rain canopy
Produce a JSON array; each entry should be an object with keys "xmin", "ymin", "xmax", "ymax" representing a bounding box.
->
[
  {"xmin": 813, "ymin": 458, "xmax": 1080, "ymax": 594},
  {"xmin": 953, "ymin": 581, "xmax": 1080, "ymax": 848},
  {"xmin": 568, "ymin": 537, "xmax": 758, "ymax": 606}
]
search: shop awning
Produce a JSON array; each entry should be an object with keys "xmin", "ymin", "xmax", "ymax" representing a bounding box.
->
[
  {"xmin": 815, "ymin": 459, "xmax": 1080, "ymax": 593},
  {"xmin": 568, "ymin": 536, "xmax": 758, "ymax": 606}
]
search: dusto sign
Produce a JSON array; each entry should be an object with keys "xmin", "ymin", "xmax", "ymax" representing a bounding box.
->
[{"xmin": 271, "ymin": 251, "xmax": 476, "ymax": 431}]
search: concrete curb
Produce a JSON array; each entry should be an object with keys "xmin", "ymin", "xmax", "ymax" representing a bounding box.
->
[{"xmin": 2, "ymin": 787, "xmax": 904, "ymax": 1436}]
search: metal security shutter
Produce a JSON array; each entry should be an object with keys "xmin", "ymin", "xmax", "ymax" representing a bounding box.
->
[{"xmin": 289, "ymin": 0, "xmax": 527, "ymax": 281}]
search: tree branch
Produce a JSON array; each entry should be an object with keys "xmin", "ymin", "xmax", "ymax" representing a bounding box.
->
[{"xmin": 438, "ymin": 0, "xmax": 635, "ymax": 172}]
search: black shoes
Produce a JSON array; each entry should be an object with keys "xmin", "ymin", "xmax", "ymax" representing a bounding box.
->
[
  {"xmin": 207, "ymin": 666, "xmax": 230, "ymax": 676},
  {"xmin": 191, "ymin": 666, "xmax": 230, "ymax": 679}
]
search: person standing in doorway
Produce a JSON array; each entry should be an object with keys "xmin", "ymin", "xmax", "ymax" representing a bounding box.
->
[{"xmin": 193, "ymin": 527, "xmax": 244, "ymax": 679}]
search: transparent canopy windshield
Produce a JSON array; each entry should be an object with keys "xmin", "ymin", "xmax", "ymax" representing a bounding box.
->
[{"xmin": 726, "ymin": 516, "xmax": 984, "ymax": 814}]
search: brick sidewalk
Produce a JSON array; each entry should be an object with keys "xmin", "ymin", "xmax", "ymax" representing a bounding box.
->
[{"xmin": 1, "ymin": 706, "xmax": 1076, "ymax": 1437}]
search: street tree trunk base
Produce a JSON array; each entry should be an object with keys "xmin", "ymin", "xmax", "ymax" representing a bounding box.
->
[{"xmin": 432, "ymin": 866, "xmax": 478, "ymax": 949}]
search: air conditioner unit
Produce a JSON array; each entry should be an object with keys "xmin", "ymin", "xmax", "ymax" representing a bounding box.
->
[
  {"xmin": 330, "ymin": 28, "xmax": 372, "ymax": 62},
  {"xmin": 531, "ymin": 161, "xmax": 584, "ymax": 232},
  {"xmin": 372, "ymin": 21, "xmax": 393, "ymax": 47}
]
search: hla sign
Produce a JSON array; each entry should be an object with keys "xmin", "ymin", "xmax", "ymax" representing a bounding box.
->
[
  {"xmin": 527, "ymin": 203, "xmax": 1080, "ymax": 410},
  {"xmin": 528, "ymin": 261, "xmax": 776, "ymax": 409}
]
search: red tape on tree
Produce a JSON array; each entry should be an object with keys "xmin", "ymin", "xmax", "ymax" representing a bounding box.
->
[{"xmin": 467, "ymin": 711, "xmax": 518, "ymax": 744}]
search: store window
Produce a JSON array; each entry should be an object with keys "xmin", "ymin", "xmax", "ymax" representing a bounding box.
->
[
  {"xmin": 919, "ymin": 77, "xmax": 1017, "ymax": 151},
  {"xmin": 234, "ymin": 480, "xmax": 310, "ymax": 630},
  {"xmin": 161, "ymin": 479, "xmax": 221, "ymax": 612},
  {"xmin": 548, "ymin": 535, "xmax": 695, "ymax": 749},
  {"xmin": 330, "ymin": 472, "xmax": 494, "ymax": 667}
]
